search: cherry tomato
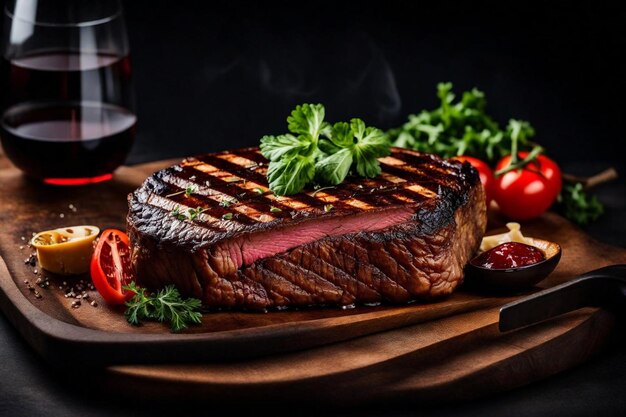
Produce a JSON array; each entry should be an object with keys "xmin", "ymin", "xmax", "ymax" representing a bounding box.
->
[
  {"xmin": 90, "ymin": 229, "xmax": 135, "ymax": 304},
  {"xmin": 494, "ymin": 152, "xmax": 562, "ymax": 220},
  {"xmin": 453, "ymin": 156, "xmax": 495, "ymax": 204}
]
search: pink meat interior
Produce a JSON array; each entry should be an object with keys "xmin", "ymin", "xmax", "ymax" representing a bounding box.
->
[{"xmin": 223, "ymin": 207, "xmax": 415, "ymax": 269}]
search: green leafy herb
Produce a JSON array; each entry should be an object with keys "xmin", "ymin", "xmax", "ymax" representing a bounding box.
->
[
  {"xmin": 222, "ymin": 212, "xmax": 234, "ymax": 220},
  {"xmin": 166, "ymin": 185, "xmax": 198, "ymax": 199},
  {"xmin": 315, "ymin": 148, "xmax": 353, "ymax": 185},
  {"xmin": 323, "ymin": 204, "xmax": 334, "ymax": 213},
  {"xmin": 266, "ymin": 154, "xmax": 315, "ymax": 196},
  {"xmin": 219, "ymin": 196, "xmax": 237, "ymax": 208},
  {"xmin": 187, "ymin": 206, "xmax": 206, "ymax": 220},
  {"xmin": 260, "ymin": 104, "xmax": 389, "ymax": 195},
  {"xmin": 171, "ymin": 205, "xmax": 186, "ymax": 221},
  {"xmin": 556, "ymin": 183, "xmax": 604, "ymax": 225},
  {"xmin": 185, "ymin": 186, "xmax": 197, "ymax": 197},
  {"xmin": 270, "ymin": 206, "xmax": 282, "ymax": 213},
  {"xmin": 387, "ymin": 82, "xmax": 536, "ymax": 163},
  {"xmin": 123, "ymin": 282, "xmax": 202, "ymax": 333},
  {"xmin": 253, "ymin": 187, "xmax": 265, "ymax": 194}
]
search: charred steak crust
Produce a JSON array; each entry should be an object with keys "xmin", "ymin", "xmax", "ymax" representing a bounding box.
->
[{"xmin": 127, "ymin": 147, "xmax": 486, "ymax": 310}]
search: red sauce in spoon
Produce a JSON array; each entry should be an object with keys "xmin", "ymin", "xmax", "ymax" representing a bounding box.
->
[{"xmin": 471, "ymin": 242, "xmax": 545, "ymax": 269}]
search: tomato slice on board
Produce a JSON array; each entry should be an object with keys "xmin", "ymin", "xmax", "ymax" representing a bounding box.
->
[{"xmin": 90, "ymin": 229, "xmax": 135, "ymax": 304}]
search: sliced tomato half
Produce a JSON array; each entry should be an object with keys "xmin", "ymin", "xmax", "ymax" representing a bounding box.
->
[{"xmin": 90, "ymin": 229, "xmax": 135, "ymax": 304}]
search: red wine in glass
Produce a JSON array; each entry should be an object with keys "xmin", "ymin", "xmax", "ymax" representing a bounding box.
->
[
  {"xmin": 1, "ymin": 0, "xmax": 136, "ymax": 185},
  {"xmin": 1, "ymin": 53, "xmax": 136, "ymax": 184}
]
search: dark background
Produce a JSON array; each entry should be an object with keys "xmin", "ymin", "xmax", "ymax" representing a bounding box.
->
[
  {"xmin": 2, "ymin": 1, "xmax": 626, "ymax": 416},
  {"xmin": 124, "ymin": 1, "xmax": 626, "ymax": 176}
]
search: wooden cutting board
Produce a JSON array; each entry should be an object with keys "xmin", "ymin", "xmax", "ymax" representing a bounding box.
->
[{"xmin": 0, "ymin": 159, "xmax": 624, "ymax": 403}]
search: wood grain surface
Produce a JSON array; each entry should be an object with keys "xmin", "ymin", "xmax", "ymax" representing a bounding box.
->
[{"xmin": 0, "ymin": 159, "xmax": 625, "ymax": 402}]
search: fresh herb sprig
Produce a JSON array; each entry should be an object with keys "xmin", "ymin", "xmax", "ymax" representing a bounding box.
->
[
  {"xmin": 260, "ymin": 104, "xmax": 390, "ymax": 195},
  {"xmin": 556, "ymin": 167, "xmax": 618, "ymax": 225},
  {"xmin": 387, "ymin": 82, "xmax": 537, "ymax": 162},
  {"xmin": 171, "ymin": 205, "xmax": 186, "ymax": 220},
  {"xmin": 170, "ymin": 205, "xmax": 207, "ymax": 221},
  {"xmin": 556, "ymin": 183, "xmax": 604, "ymax": 225},
  {"xmin": 166, "ymin": 185, "xmax": 197, "ymax": 199},
  {"xmin": 123, "ymin": 282, "xmax": 202, "ymax": 333}
]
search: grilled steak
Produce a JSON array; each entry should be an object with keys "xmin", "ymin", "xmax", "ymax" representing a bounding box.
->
[{"xmin": 127, "ymin": 147, "xmax": 486, "ymax": 310}]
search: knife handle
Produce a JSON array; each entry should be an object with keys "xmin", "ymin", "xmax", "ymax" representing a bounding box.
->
[{"xmin": 499, "ymin": 264, "xmax": 626, "ymax": 332}]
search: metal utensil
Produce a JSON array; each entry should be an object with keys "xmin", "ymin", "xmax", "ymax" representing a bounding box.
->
[{"xmin": 499, "ymin": 264, "xmax": 626, "ymax": 332}]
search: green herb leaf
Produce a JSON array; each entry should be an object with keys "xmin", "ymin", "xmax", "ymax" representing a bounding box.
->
[
  {"xmin": 315, "ymin": 148, "xmax": 353, "ymax": 185},
  {"xmin": 185, "ymin": 186, "xmax": 196, "ymax": 197},
  {"xmin": 171, "ymin": 205, "xmax": 186, "ymax": 221},
  {"xmin": 187, "ymin": 206, "xmax": 206, "ymax": 220},
  {"xmin": 222, "ymin": 212, "xmax": 234, "ymax": 220},
  {"xmin": 555, "ymin": 183, "xmax": 604, "ymax": 225},
  {"xmin": 351, "ymin": 119, "xmax": 390, "ymax": 178},
  {"xmin": 266, "ymin": 154, "xmax": 315, "ymax": 196},
  {"xmin": 123, "ymin": 282, "xmax": 202, "ymax": 333},
  {"xmin": 260, "ymin": 134, "xmax": 312, "ymax": 161},
  {"xmin": 219, "ymin": 196, "xmax": 237, "ymax": 208},
  {"xmin": 329, "ymin": 121, "xmax": 354, "ymax": 147},
  {"xmin": 287, "ymin": 103, "xmax": 328, "ymax": 142},
  {"xmin": 270, "ymin": 206, "xmax": 282, "ymax": 213}
]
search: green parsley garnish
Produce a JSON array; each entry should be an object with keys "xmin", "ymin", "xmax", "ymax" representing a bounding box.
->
[
  {"xmin": 556, "ymin": 183, "xmax": 604, "ymax": 225},
  {"xmin": 260, "ymin": 104, "xmax": 390, "ymax": 196},
  {"xmin": 270, "ymin": 206, "xmax": 282, "ymax": 213},
  {"xmin": 171, "ymin": 205, "xmax": 186, "ymax": 220},
  {"xmin": 222, "ymin": 213, "xmax": 234, "ymax": 220},
  {"xmin": 387, "ymin": 82, "xmax": 537, "ymax": 162},
  {"xmin": 123, "ymin": 282, "xmax": 202, "ymax": 333},
  {"xmin": 253, "ymin": 188, "xmax": 265, "ymax": 194}
]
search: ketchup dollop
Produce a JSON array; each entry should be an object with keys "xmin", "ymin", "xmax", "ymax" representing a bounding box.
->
[{"xmin": 470, "ymin": 242, "xmax": 545, "ymax": 269}]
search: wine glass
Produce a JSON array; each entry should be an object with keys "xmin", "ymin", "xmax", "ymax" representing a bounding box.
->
[{"xmin": 0, "ymin": 0, "xmax": 136, "ymax": 185}]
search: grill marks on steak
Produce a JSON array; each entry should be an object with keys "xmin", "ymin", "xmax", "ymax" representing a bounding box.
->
[{"xmin": 128, "ymin": 147, "xmax": 486, "ymax": 310}]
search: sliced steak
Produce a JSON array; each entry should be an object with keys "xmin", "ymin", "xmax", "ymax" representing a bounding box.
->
[{"xmin": 127, "ymin": 147, "xmax": 486, "ymax": 310}]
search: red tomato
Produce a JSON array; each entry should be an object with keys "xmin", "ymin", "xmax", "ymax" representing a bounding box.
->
[
  {"xmin": 453, "ymin": 156, "xmax": 495, "ymax": 204},
  {"xmin": 90, "ymin": 229, "xmax": 135, "ymax": 304},
  {"xmin": 494, "ymin": 152, "xmax": 562, "ymax": 220}
]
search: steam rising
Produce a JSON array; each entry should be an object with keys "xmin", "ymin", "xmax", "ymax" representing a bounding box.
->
[{"xmin": 201, "ymin": 31, "xmax": 402, "ymax": 126}]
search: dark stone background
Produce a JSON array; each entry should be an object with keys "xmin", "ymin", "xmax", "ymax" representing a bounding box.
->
[{"xmin": 1, "ymin": 1, "xmax": 625, "ymax": 416}]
